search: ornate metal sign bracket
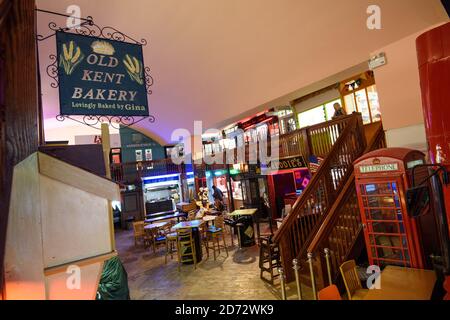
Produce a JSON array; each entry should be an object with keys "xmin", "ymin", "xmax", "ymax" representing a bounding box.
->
[{"xmin": 36, "ymin": 9, "xmax": 155, "ymax": 130}]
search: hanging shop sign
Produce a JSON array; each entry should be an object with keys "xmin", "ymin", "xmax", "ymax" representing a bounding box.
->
[
  {"xmin": 56, "ymin": 31, "xmax": 149, "ymax": 116},
  {"xmin": 263, "ymin": 155, "xmax": 308, "ymax": 173},
  {"xmin": 273, "ymin": 156, "xmax": 307, "ymax": 171}
]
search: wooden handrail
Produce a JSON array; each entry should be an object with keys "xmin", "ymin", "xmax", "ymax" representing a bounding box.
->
[
  {"xmin": 110, "ymin": 114, "xmax": 358, "ymax": 184},
  {"xmin": 304, "ymin": 113, "xmax": 356, "ymax": 132}
]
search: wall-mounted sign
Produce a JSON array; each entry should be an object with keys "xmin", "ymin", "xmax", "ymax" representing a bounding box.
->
[
  {"xmin": 145, "ymin": 149, "xmax": 153, "ymax": 161},
  {"xmin": 135, "ymin": 150, "xmax": 143, "ymax": 162},
  {"xmin": 56, "ymin": 31, "xmax": 149, "ymax": 116},
  {"xmin": 359, "ymin": 163, "xmax": 398, "ymax": 173}
]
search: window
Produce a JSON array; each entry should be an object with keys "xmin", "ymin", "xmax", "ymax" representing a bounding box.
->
[
  {"xmin": 343, "ymin": 87, "xmax": 381, "ymax": 124},
  {"xmin": 279, "ymin": 115, "xmax": 297, "ymax": 134},
  {"xmin": 298, "ymin": 98, "xmax": 342, "ymax": 128},
  {"xmin": 299, "ymin": 107, "xmax": 325, "ymax": 128},
  {"xmin": 367, "ymin": 85, "xmax": 381, "ymax": 122},
  {"xmin": 324, "ymin": 100, "xmax": 341, "ymax": 120},
  {"xmin": 344, "ymin": 94, "xmax": 357, "ymax": 114}
]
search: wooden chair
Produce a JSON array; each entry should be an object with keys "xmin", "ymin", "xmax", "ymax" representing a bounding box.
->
[
  {"xmin": 318, "ymin": 285, "xmax": 342, "ymax": 300},
  {"xmin": 339, "ymin": 260, "xmax": 369, "ymax": 300},
  {"xmin": 147, "ymin": 225, "xmax": 167, "ymax": 253},
  {"xmin": 176, "ymin": 228, "xmax": 197, "ymax": 271},
  {"xmin": 132, "ymin": 221, "xmax": 150, "ymax": 247},
  {"xmin": 206, "ymin": 215, "xmax": 228, "ymax": 260},
  {"xmin": 223, "ymin": 213, "xmax": 236, "ymax": 247},
  {"xmin": 162, "ymin": 221, "xmax": 177, "ymax": 264},
  {"xmin": 199, "ymin": 225, "xmax": 210, "ymax": 259}
]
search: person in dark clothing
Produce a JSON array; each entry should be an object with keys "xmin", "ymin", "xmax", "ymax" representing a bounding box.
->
[
  {"xmin": 332, "ymin": 102, "xmax": 346, "ymax": 119},
  {"xmin": 212, "ymin": 185, "xmax": 224, "ymax": 201}
]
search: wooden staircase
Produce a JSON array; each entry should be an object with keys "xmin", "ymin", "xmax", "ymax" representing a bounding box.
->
[{"xmin": 272, "ymin": 114, "xmax": 385, "ymax": 285}]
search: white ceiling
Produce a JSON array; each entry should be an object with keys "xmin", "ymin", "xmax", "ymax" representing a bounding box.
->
[{"xmin": 36, "ymin": 0, "xmax": 448, "ymax": 144}]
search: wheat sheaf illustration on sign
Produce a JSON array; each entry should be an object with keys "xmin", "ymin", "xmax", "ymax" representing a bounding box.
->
[
  {"xmin": 60, "ymin": 41, "xmax": 84, "ymax": 75},
  {"xmin": 123, "ymin": 54, "xmax": 144, "ymax": 85}
]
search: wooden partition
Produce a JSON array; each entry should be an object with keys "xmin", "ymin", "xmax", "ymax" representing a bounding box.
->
[
  {"xmin": 0, "ymin": 0, "xmax": 40, "ymax": 297},
  {"xmin": 4, "ymin": 152, "xmax": 120, "ymax": 300}
]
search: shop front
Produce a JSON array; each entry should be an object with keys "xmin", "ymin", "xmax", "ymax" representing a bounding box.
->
[
  {"xmin": 142, "ymin": 173, "xmax": 183, "ymax": 216},
  {"xmin": 229, "ymin": 163, "xmax": 270, "ymax": 217},
  {"xmin": 264, "ymin": 156, "xmax": 312, "ymax": 220},
  {"xmin": 205, "ymin": 168, "xmax": 232, "ymax": 210}
]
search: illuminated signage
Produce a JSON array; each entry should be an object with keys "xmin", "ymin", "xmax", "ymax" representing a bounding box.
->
[{"xmin": 270, "ymin": 156, "xmax": 307, "ymax": 171}]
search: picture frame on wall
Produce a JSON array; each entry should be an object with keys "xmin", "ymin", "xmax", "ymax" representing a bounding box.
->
[{"xmin": 145, "ymin": 149, "xmax": 153, "ymax": 169}]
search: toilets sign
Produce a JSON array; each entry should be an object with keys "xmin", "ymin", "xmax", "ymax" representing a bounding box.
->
[{"xmin": 56, "ymin": 31, "xmax": 149, "ymax": 116}]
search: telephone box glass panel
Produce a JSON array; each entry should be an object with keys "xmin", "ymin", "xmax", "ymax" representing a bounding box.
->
[{"xmin": 360, "ymin": 181, "xmax": 412, "ymax": 267}]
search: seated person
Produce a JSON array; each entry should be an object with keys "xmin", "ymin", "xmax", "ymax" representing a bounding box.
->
[{"xmin": 214, "ymin": 198, "xmax": 225, "ymax": 214}]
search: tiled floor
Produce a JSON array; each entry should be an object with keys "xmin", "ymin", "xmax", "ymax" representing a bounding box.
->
[{"xmin": 115, "ymin": 227, "xmax": 313, "ymax": 300}]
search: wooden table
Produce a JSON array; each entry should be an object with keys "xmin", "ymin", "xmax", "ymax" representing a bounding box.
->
[
  {"xmin": 202, "ymin": 215, "xmax": 217, "ymax": 228},
  {"xmin": 228, "ymin": 208, "xmax": 258, "ymax": 247},
  {"xmin": 172, "ymin": 220, "xmax": 205, "ymax": 263},
  {"xmin": 172, "ymin": 220, "xmax": 205, "ymax": 230},
  {"xmin": 203, "ymin": 215, "xmax": 217, "ymax": 222},
  {"xmin": 227, "ymin": 208, "xmax": 258, "ymax": 217},
  {"xmin": 362, "ymin": 266, "xmax": 436, "ymax": 300},
  {"xmin": 144, "ymin": 221, "xmax": 168, "ymax": 230}
]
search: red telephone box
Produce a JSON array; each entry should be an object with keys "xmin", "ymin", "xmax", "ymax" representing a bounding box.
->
[{"xmin": 354, "ymin": 148, "xmax": 426, "ymax": 269}]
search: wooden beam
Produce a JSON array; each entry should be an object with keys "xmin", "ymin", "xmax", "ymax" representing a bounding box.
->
[
  {"xmin": 38, "ymin": 152, "xmax": 120, "ymax": 201},
  {"xmin": 43, "ymin": 251, "xmax": 117, "ymax": 277},
  {"xmin": 101, "ymin": 124, "xmax": 116, "ymax": 250},
  {"xmin": 0, "ymin": 0, "xmax": 39, "ymax": 297}
]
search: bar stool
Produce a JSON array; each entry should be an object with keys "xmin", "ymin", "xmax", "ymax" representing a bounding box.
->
[
  {"xmin": 163, "ymin": 222, "xmax": 177, "ymax": 264},
  {"xmin": 259, "ymin": 235, "xmax": 280, "ymax": 284},
  {"xmin": 199, "ymin": 225, "xmax": 210, "ymax": 259},
  {"xmin": 236, "ymin": 222, "xmax": 245, "ymax": 249},
  {"xmin": 224, "ymin": 217, "xmax": 236, "ymax": 247}
]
